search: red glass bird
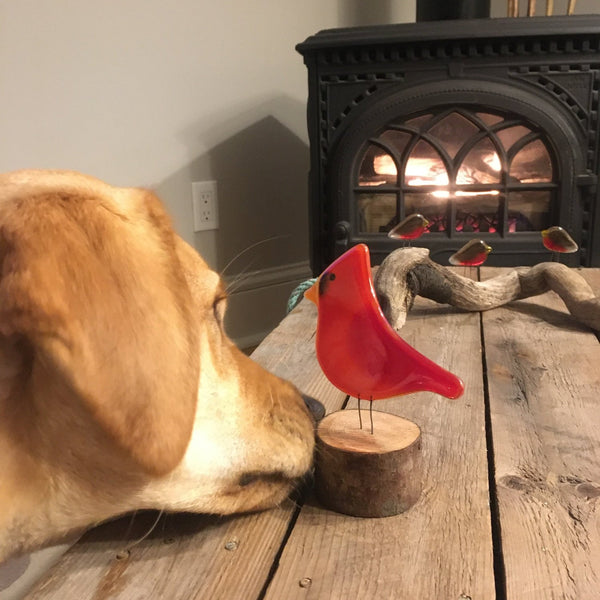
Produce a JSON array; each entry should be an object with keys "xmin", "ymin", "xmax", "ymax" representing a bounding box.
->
[
  {"xmin": 449, "ymin": 239, "xmax": 492, "ymax": 266},
  {"xmin": 541, "ymin": 226, "xmax": 578, "ymax": 253},
  {"xmin": 388, "ymin": 213, "xmax": 430, "ymax": 240},
  {"xmin": 304, "ymin": 244, "xmax": 464, "ymax": 401}
]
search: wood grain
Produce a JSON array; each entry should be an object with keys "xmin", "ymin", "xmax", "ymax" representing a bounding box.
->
[
  {"xmin": 263, "ymin": 267, "xmax": 496, "ymax": 600},
  {"xmin": 317, "ymin": 409, "xmax": 419, "ymax": 453},
  {"xmin": 481, "ymin": 266, "xmax": 600, "ymax": 600},
  {"xmin": 26, "ymin": 300, "xmax": 346, "ymax": 600}
]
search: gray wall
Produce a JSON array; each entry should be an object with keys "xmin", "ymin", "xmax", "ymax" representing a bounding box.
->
[{"xmin": 0, "ymin": 0, "xmax": 415, "ymax": 348}]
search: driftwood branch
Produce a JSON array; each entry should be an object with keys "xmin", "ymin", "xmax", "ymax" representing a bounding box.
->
[{"xmin": 373, "ymin": 247, "xmax": 600, "ymax": 333}]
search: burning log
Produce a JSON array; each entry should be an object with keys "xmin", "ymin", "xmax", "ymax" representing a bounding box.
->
[{"xmin": 373, "ymin": 247, "xmax": 600, "ymax": 333}]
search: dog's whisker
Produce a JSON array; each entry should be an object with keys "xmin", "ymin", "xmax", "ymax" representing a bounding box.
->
[
  {"xmin": 122, "ymin": 510, "xmax": 140, "ymax": 544},
  {"xmin": 224, "ymin": 263, "xmax": 259, "ymax": 295},
  {"xmin": 119, "ymin": 510, "xmax": 164, "ymax": 555},
  {"xmin": 220, "ymin": 235, "xmax": 289, "ymax": 277}
]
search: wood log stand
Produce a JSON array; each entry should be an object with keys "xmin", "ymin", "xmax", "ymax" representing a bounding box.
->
[{"xmin": 315, "ymin": 409, "xmax": 422, "ymax": 518}]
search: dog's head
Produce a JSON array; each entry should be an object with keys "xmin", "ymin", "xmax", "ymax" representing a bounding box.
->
[{"xmin": 0, "ymin": 170, "xmax": 315, "ymax": 561}]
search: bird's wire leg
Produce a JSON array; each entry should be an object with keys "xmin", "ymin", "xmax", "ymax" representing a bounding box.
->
[
  {"xmin": 357, "ymin": 395, "xmax": 363, "ymax": 430},
  {"xmin": 369, "ymin": 397, "xmax": 374, "ymax": 435}
]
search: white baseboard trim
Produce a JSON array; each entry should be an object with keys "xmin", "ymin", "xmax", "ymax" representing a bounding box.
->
[
  {"xmin": 225, "ymin": 260, "xmax": 313, "ymax": 350},
  {"xmin": 225, "ymin": 260, "xmax": 312, "ymax": 295}
]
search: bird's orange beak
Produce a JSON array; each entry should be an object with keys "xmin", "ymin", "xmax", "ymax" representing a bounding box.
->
[{"xmin": 304, "ymin": 278, "xmax": 319, "ymax": 305}]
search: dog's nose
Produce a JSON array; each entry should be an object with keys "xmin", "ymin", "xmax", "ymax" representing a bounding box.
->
[{"xmin": 302, "ymin": 394, "xmax": 325, "ymax": 422}]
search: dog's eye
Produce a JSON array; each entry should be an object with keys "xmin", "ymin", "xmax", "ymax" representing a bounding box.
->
[
  {"xmin": 238, "ymin": 472, "xmax": 260, "ymax": 487},
  {"xmin": 238, "ymin": 471, "xmax": 286, "ymax": 487},
  {"xmin": 213, "ymin": 296, "xmax": 227, "ymax": 324}
]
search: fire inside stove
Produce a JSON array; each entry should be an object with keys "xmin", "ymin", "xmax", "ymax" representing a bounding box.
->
[{"xmin": 356, "ymin": 109, "xmax": 555, "ymax": 236}]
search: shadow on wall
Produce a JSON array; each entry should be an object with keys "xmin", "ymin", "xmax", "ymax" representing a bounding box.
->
[
  {"xmin": 156, "ymin": 98, "xmax": 313, "ymax": 348},
  {"xmin": 157, "ymin": 109, "xmax": 309, "ymax": 276},
  {"xmin": 208, "ymin": 114, "xmax": 309, "ymax": 274}
]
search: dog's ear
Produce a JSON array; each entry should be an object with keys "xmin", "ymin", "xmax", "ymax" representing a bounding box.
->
[{"xmin": 0, "ymin": 186, "xmax": 199, "ymax": 476}]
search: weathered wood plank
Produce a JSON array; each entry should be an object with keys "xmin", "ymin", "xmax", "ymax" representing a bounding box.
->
[
  {"xmin": 27, "ymin": 510, "xmax": 293, "ymax": 600},
  {"xmin": 481, "ymin": 266, "xmax": 600, "ymax": 600},
  {"xmin": 263, "ymin": 268, "xmax": 496, "ymax": 600},
  {"xmin": 26, "ymin": 300, "xmax": 345, "ymax": 600}
]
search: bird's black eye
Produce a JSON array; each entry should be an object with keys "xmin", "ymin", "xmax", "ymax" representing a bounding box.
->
[{"xmin": 319, "ymin": 271, "xmax": 336, "ymax": 296}]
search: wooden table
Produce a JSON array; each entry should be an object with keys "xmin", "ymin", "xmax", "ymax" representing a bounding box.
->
[{"xmin": 25, "ymin": 267, "xmax": 600, "ymax": 600}]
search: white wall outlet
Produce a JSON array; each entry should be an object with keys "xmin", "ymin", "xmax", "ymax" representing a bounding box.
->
[{"xmin": 192, "ymin": 180, "xmax": 219, "ymax": 232}]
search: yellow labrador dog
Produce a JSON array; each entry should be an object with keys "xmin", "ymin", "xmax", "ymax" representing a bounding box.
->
[{"xmin": 0, "ymin": 169, "xmax": 316, "ymax": 562}]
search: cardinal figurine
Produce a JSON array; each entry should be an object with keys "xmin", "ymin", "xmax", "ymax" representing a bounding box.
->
[{"xmin": 304, "ymin": 244, "xmax": 464, "ymax": 401}]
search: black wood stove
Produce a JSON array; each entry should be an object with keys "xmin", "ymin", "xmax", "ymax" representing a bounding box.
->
[{"xmin": 297, "ymin": 15, "xmax": 600, "ymax": 273}]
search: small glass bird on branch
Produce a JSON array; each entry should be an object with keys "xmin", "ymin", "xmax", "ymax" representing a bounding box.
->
[
  {"xmin": 449, "ymin": 239, "xmax": 492, "ymax": 266},
  {"xmin": 388, "ymin": 213, "xmax": 430, "ymax": 244}
]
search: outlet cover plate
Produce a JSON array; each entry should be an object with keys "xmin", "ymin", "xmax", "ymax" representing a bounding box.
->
[{"xmin": 192, "ymin": 180, "xmax": 218, "ymax": 232}]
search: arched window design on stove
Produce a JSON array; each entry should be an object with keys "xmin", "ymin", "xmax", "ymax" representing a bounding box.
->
[{"xmin": 356, "ymin": 108, "xmax": 555, "ymax": 236}]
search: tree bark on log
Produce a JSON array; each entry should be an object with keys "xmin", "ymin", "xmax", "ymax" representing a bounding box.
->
[
  {"xmin": 315, "ymin": 409, "xmax": 422, "ymax": 517},
  {"xmin": 373, "ymin": 247, "xmax": 600, "ymax": 334}
]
